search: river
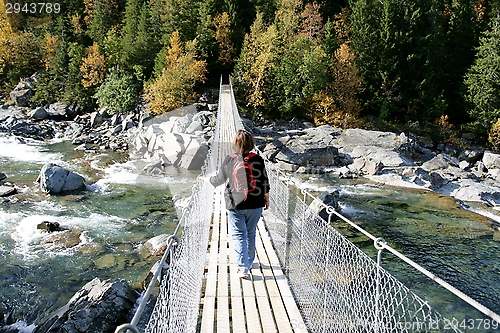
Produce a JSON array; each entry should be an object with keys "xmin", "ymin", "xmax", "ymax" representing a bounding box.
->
[{"xmin": 0, "ymin": 133, "xmax": 499, "ymax": 332}]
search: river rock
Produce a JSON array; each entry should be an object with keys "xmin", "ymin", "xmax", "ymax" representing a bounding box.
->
[
  {"xmin": 94, "ymin": 254, "xmax": 117, "ymax": 269},
  {"xmin": 37, "ymin": 221, "xmax": 61, "ymax": 232},
  {"xmin": 46, "ymin": 103, "xmax": 75, "ymax": 120},
  {"xmin": 144, "ymin": 234, "xmax": 172, "ymax": 257},
  {"xmin": 39, "ymin": 227, "xmax": 83, "ymax": 249},
  {"xmin": 32, "ymin": 278, "xmax": 138, "ymax": 333},
  {"xmin": 421, "ymin": 153, "xmax": 459, "ymax": 171},
  {"xmin": 129, "ymin": 110, "xmax": 215, "ymax": 172},
  {"xmin": 30, "ymin": 107, "xmax": 48, "ymax": 120},
  {"xmin": 308, "ymin": 188, "xmax": 341, "ymax": 221},
  {"xmin": 9, "ymin": 78, "xmax": 34, "ymax": 107},
  {"xmin": 0, "ymin": 185, "xmax": 16, "ymax": 197},
  {"xmin": 37, "ymin": 163, "xmax": 86, "ymax": 194},
  {"xmin": 0, "ymin": 172, "xmax": 6, "ymax": 181},
  {"xmin": 482, "ymin": 151, "xmax": 500, "ymax": 170}
]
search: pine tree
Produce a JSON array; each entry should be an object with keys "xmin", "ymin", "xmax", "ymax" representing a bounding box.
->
[
  {"xmin": 120, "ymin": 0, "xmax": 160, "ymax": 79},
  {"xmin": 234, "ymin": 13, "xmax": 279, "ymax": 109},
  {"xmin": 440, "ymin": 0, "xmax": 480, "ymax": 123},
  {"xmin": 464, "ymin": 16, "xmax": 500, "ymax": 130},
  {"xmin": 63, "ymin": 42, "xmax": 92, "ymax": 107},
  {"xmin": 84, "ymin": 0, "xmax": 120, "ymax": 45}
]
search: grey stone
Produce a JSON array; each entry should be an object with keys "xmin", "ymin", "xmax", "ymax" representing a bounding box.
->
[
  {"xmin": 37, "ymin": 163, "xmax": 86, "ymax": 194},
  {"xmin": 0, "ymin": 186, "xmax": 16, "ymax": 197},
  {"xmin": 144, "ymin": 234, "xmax": 172, "ymax": 257},
  {"xmin": 32, "ymin": 278, "xmax": 138, "ymax": 333},
  {"xmin": 483, "ymin": 151, "xmax": 500, "ymax": 170},
  {"xmin": 308, "ymin": 189, "xmax": 341, "ymax": 221},
  {"xmin": 30, "ymin": 107, "xmax": 48, "ymax": 120},
  {"xmin": 421, "ymin": 153, "xmax": 458, "ymax": 171}
]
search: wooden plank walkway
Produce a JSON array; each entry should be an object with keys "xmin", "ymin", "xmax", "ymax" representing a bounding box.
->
[{"xmin": 199, "ymin": 187, "xmax": 308, "ymax": 333}]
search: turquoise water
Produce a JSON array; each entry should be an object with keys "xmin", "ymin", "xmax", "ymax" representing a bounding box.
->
[
  {"xmin": 0, "ymin": 134, "xmax": 198, "ymax": 331},
  {"xmin": 1, "ymin": 134, "xmax": 499, "ymax": 332}
]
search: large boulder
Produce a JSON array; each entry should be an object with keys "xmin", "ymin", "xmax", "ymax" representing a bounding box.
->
[
  {"xmin": 33, "ymin": 278, "xmax": 138, "ymax": 333},
  {"xmin": 9, "ymin": 78, "xmax": 34, "ymax": 107},
  {"xmin": 37, "ymin": 163, "xmax": 86, "ymax": 194},
  {"xmin": 178, "ymin": 137, "xmax": 209, "ymax": 170},
  {"xmin": 130, "ymin": 111, "xmax": 215, "ymax": 172}
]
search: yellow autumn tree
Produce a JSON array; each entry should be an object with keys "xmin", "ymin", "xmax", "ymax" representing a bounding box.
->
[
  {"xmin": 311, "ymin": 43, "xmax": 363, "ymax": 129},
  {"xmin": 299, "ymin": 3, "xmax": 324, "ymax": 42},
  {"xmin": 0, "ymin": 0, "xmax": 40, "ymax": 88},
  {"xmin": 213, "ymin": 12, "xmax": 234, "ymax": 66},
  {"xmin": 42, "ymin": 33, "xmax": 60, "ymax": 70},
  {"xmin": 235, "ymin": 13, "xmax": 279, "ymax": 108},
  {"xmin": 0, "ymin": 1, "xmax": 13, "ymax": 75},
  {"xmin": 145, "ymin": 31, "xmax": 207, "ymax": 115},
  {"xmin": 80, "ymin": 42, "xmax": 106, "ymax": 88}
]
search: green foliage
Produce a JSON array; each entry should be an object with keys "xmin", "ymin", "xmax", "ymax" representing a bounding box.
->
[
  {"xmin": 120, "ymin": 0, "xmax": 161, "ymax": 79},
  {"xmin": 267, "ymin": 37, "xmax": 328, "ymax": 118},
  {"xmin": 94, "ymin": 70, "xmax": 138, "ymax": 114},
  {"xmin": 235, "ymin": 0, "xmax": 330, "ymax": 119},
  {"xmin": 32, "ymin": 31, "xmax": 68, "ymax": 105},
  {"xmin": 63, "ymin": 42, "xmax": 93, "ymax": 107},
  {"xmin": 464, "ymin": 17, "xmax": 500, "ymax": 130}
]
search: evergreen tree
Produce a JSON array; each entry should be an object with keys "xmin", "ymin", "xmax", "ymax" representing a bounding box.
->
[
  {"xmin": 195, "ymin": 0, "xmax": 217, "ymax": 69},
  {"xmin": 213, "ymin": 12, "xmax": 235, "ymax": 70},
  {"xmin": 84, "ymin": 0, "xmax": 121, "ymax": 45},
  {"xmin": 440, "ymin": 0, "xmax": 480, "ymax": 124},
  {"xmin": 120, "ymin": 0, "xmax": 160, "ymax": 80},
  {"xmin": 63, "ymin": 42, "xmax": 92, "ymax": 107},
  {"xmin": 94, "ymin": 69, "xmax": 138, "ymax": 114},
  {"xmin": 234, "ymin": 13, "xmax": 278, "ymax": 110},
  {"xmin": 348, "ymin": 0, "xmax": 383, "ymax": 114},
  {"xmin": 464, "ymin": 15, "xmax": 500, "ymax": 130},
  {"xmin": 33, "ymin": 33, "xmax": 68, "ymax": 105}
]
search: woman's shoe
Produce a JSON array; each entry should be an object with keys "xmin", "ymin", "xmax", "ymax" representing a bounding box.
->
[{"xmin": 237, "ymin": 269, "xmax": 249, "ymax": 279}]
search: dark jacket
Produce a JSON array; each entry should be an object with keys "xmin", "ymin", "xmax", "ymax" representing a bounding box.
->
[{"xmin": 209, "ymin": 152, "xmax": 270, "ymax": 210}]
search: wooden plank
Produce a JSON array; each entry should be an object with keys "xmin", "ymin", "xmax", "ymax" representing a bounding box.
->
[
  {"xmin": 200, "ymin": 189, "xmax": 221, "ymax": 333},
  {"xmin": 217, "ymin": 198, "xmax": 230, "ymax": 332},
  {"xmin": 242, "ymin": 276, "xmax": 263, "ymax": 333},
  {"xmin": 252, "ymin": 240, "xmax": 278, "ymax": 333},
  {"xmin": 258, "ymin": 220, "xmax": 309, "ymax": 333},
  {"xmin": 255, "ymin": 226, "xmax": 294, "ymax": 333},
  {"xmin": 228, "ymin": 229, "xmax": 246, "ymax": 332}
]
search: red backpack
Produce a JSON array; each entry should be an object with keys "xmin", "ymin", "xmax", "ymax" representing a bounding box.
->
[{"xmin": 229, "ymin": 152, "xmax": 258, "ymax": 201}]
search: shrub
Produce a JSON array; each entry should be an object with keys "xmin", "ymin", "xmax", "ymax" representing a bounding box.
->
[{"xmin": 94, "ymin": 70, "xmax": 138, "ymax": 114}]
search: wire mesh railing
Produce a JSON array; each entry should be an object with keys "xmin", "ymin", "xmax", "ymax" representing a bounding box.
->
[{"xmin": 263, "ymin": 169, "xmax": 460, "ymax": 332}]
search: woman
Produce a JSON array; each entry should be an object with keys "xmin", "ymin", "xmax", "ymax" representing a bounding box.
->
[{"xmin": 201, "ymin": 129, "xmax": 269, "ymax": 279}]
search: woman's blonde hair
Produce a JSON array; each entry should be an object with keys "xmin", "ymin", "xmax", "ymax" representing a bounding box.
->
[{"xmin": 232, "ymin": 129, "xmax": 255, "ymax": 154}]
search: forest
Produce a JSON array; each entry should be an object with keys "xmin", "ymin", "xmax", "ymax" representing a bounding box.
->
[{"xmin": 1, "ymin": 0, "xmax": 500, "ymax": 148}]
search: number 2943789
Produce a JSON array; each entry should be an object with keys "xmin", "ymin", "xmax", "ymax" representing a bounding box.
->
[{"xmin": 5, "ymin": 3, "xmax": 61, "ymax": 14}]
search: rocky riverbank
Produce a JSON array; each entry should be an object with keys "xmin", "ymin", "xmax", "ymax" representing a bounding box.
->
[{"xmin": 246, "ymin": 118, "xmax": 500, "ymax": 209}]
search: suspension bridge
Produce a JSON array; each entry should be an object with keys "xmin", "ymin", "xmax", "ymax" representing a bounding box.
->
[{"xmin": 115, "ymin": 79, "xmax": 500, "ymax": 333}]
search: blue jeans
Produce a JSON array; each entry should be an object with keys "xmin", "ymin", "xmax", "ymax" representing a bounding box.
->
[{"xmin": 227, "ymin": 208, "xmax": 263, "ymax": 271}]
